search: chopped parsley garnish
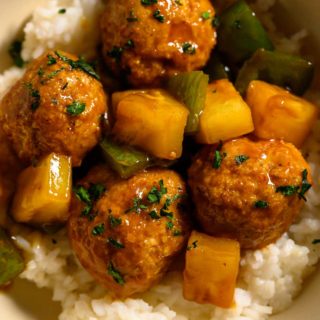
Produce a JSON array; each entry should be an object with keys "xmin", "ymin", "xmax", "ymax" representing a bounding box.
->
[
  {"xmin": 9, "ymin": 40, "xmax": 24, "ymax": 68},
  {"xmin": 62, "ymin": 82, "xmax": 68, "ymax": 90},
  {"xmin": 182, "ymin": 42, "xmax": 196, "ymax": 55},
  {"xmin": 175, "ymin": 0, "xmax": 183, "ymax": 5},
  {"xmin": 107, "ymin": 237, "xmax": 125, "ymax": 249},
  {"xmin": 160, "ymin": 209, "xmax": 173, "ymax": 219},
  {"xmin": 147, "ymin": 180, "xmax": 167, "ymax": 204},
  {"xmin": 107, "ymin": 46, "xmax": 123, "ymax": 63},
  {"xmin": 234, "ymin": 20, "xmax": 242, "ymax": 30},
  {"xmin": 92, "ymin": 223, "xmax": 105, "ymax": 236},
  {"xmin": 187, "ymin": 240, "xmax": 198, "ymax": 251},
  {"xmin": 298, "ymin": 169, "xmax": 312, "ymax": 201},
  {"xmin": 127, "ymin": 9, "xmax": 139, "ymax": 22},
  {"xmin": 201, "ymin": 11, "xmax": 211, "ymax": 20},
  {"xmin": 124, "ymin": 39, "xmax": 135, "ymax": 49},
  {"xmin": 47, "ymin": 54, "xmax": 57, "ymax": 65},
  {"xmin": 235, "ymin": 155, "xmax": 249, "ymax": 165},
  {"xmin": 149, "ymin": 210, "xmax": 161, "ymax": 220},
  {"xmin": 109, "ymin": 213, "xmax": 122, "ymax": 228},
  {"xmin": 37, "ymin": 68, "xmax": 44, "ymax": 77},
  {"xmin": 212, "ymin": 150, "xmax": 226, "ymax": 169},
  {"xmin": 254, "ymin": 200, "xmax": 269, "ymax": 209},
  {"xmin": 74, "ymin": 186, "xmax": 91, "ymax": 204},
  {"xmin": 125, "ymin": 197, "xmax": 148, "ymax": 213},
  {"xmin": 312, "ymin": 239, "xmax": 320, "ymax": 245},
  {"xmin": 47, "ymin": 67, "xmax": 65, "ymax": 79},
  {"xmin": 66, "ymin": 100, "xmax": 86, "ymax": 116},
  {"xmin": 276, "ymin": 185, "xmax": 299, "ymax": 197},
  {"xmin": 25, "ymin": 83, "xmax": 40, "ymax": 111},
  {"xmin": 58, "ymin": 8, "xmax": 66, "ymax": 14},
  {"xmin": 54, "ymin": 51, "xmax": 100, "ymax": 80},
  {"xmin": 141, "ymin": 0, "xmax": 157, "ymax": 5},
  {"xmin": 212, "ymin": 16, "xmax": 220, "ymax": 28},
  {"xmin": 107, "ymin": 262, "xmax": 125, "ymax": 285},
  {"xmin": 153, "ymin": 9, "xmax": 165, "ymax": 23},
  {"xmin": 89, "ymin": 183, "xmax": 106, "ymax": 201},
  {"xmin": 173, "ymin": 230, "xmax": 182, "ymax": 237},
  {"xmin": 166, "ymin": 221, "xmax": 174, "ymax": 230}
]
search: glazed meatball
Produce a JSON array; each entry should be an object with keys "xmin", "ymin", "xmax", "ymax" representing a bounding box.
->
[
  {"xmin": 0, "ymin": 50, "xmax": 107, "ymax": 166},
  {"xmin": 188, "ymin": 138, "xmax": 312, "ymax": 249},
  {"xmin": 68, "ymin": 165, "xmax": 190, "ymax": 298},
  {"xmin": 100, "ymin": 0, "xmax": 216, "ymax": 86}
]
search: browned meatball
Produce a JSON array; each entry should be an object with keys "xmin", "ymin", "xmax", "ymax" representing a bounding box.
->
[
  {"xmin": 100, "ymin": 0, "xmax": 216, "ymax": 87},
  {"xmin": 188, "ymin": 138, "xmax": 312, "ymax": 249},
  {"xmin": 68, "ymin": 165, "xmax": 190, "ymax": 298},
  {"xmin": 0, "ymin": 50, "xmax": 107, "ymax": 166}
]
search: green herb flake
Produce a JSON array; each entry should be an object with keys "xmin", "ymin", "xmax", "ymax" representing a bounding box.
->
[
  {"xmin": 107, "ymin": 46, "xmax": 123, "ymax": 63},
  {"xmin": 127, "ymin": 9, "xmax": 139, "ymax": 22},
  {"xmin": 47, "ymin": 54, "xmax": 57, "ymax": 65},
  {"xmin": 66, "ymin": 100, "xmax": 86, "ymax": 116},
  {"xmin": 234, "ymin": 20, "xmax": 242, "ymax": 30},
  {"xmin": 125, "ymin": 197, "xmax": 148, "ymax": 214},
  {"xmin": 175, "ymin": 0, "xmax": 183, "ymax": 5},
  {"xmin": 25, "ymin": 83, "xmax": 40, "ymax": 111},
  {"xmin": 89, "ymin": 183, "xmax": 106, "ymax": 201},
  {"xmin": 298, "ymin": 169, "xmax": 312, "ymax": 201},
  {"xmin": 124, "ymin": 39, "xmax": 135, "ymax": 49},
  {"xmin": 147, "ymin": 180, "xmax": 167, "ymax": 204},
  {"xmin": 182, "ymin": 42, "xmax": 196, "ymax": 55},
  {"xmin": 9, "ymin": 40, "xmax": 24, "ymax": 68},
  {"xmin": 74, "ymin": 186, "xmax": 91, "ymax": 204},
  {"xmin": 109, "ymin": 213, "xmax": 122, "ymax": 228},
  {"xmin": 254, "ymin": 200, "xmax": 269, "ymax": 209},
  {"xmin": 149, "ymin": 210, "xmax": 161, "ymax": 220},
  {"xmin": 235, "ymin": 155, "xmax": 249, "ymax": 165},
  {"xmin": 276, "ymin": 185, "xmax": 299, "ymax": 196},
  {"xmin": 107, "ymin": 262, "xmax": 125, "ymax": 285},
  {"xmin": 47, "ymin": 67, "xmax": 65, "ymax": 79},
  {"xmin": 153, "ymin": 9, "xmax": 165, "ymax": 23},
  {"xmin": 166, "ymin": 221, "xmax": 174, "ymax": 230},
  {"xmin": 62, "ymin": 82, "xmax": 68, "ymax": 90},
  {"xmin": 54, "ymin": 51, "xmax": 100, "ymax": 80},
  {"xmin": 173, "ymin": 230, "xmax": 182, "ymax": 237},
  {"xmin": 92, "ymin": 223, "xmax": 105, "ymax": 236},
  {"xmin": 160, "ymin": 209, "xmax": 173, "ymax": 219},
  {"xmin": 212, "ymin": 150, "xmax": 226, "ymax": 169},
  {"xmin": 201, "ymin": 11, "xmax": 211, "ymax": 20},
  {"xmin": 187, "ymin": 240, "xmax": 198, "ymax": 251},
  {"xmin": 312, "ymin": 239, "xmax": 320, "ymax": 245},
  {"xmin": 107, "ymin": 237, "xmax": 125, "ymax": 249},
  {"xmin": 212, "ymin": 16, "xmax": 220, "ymax": 28},
  {"xmin": 141, "ymin": 0, "xmax": 157, "ymax": 5},
  {"xmin": 58, "ymin": 8, "xmax": 66, "ymax": 14},
  {"xmin": 37, "ymin": 68, "xmax": 44, "ymax": 77}
]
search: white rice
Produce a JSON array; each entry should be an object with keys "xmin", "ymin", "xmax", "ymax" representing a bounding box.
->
[{"xmin": 1, "ymin": 0, "xmax": 319, "ymax": 319}]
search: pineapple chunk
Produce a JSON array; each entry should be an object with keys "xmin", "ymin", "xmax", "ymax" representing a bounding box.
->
[
  {"xmin": 246, "ymin": 80, "xmax": 319, "ymax": 147},
  {"xmin": 11, "ymin": 153, "xmax": 72, "ymax": 225},
  {"xmin": 196, "ymin": 79, "xmax": 254, "ymax": 144},
  {"xmin": 183, "ymin": 231, "xmax": 240, "ymax": 308},
  {"xmin": 112, "ymin": 89, "xmax": 189, "ymax": 160}
]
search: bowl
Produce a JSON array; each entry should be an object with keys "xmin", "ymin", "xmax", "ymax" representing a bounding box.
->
[{"xmin": 0, "ymin": 1, "xmax": 319, "ymax": 319}]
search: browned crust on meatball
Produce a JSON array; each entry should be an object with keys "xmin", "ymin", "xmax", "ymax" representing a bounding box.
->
[
  {"xmin": 68, "ymin": 165, "xmax": 190, "ymax": 298},
  {"xmin": 0, "ymin": 50, "xmax": 107, "ymax": 166},
  {"xmin": 100, "ymin": 0, "xmax": 216, "ymax": 87},
  {"xmin": 188, "ymin": 138, "xmax": 312, "ymax": 249}
]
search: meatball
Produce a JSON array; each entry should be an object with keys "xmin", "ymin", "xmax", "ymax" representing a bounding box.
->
[
  {"xmin": 100, "ymin": 0, "xmax": 216, "ymax": 87},
  {"xmin": 188, "ymin": 138, "xmax": 312, "ymax": 249},
  {"xmin": 68, "ymin": 165, "xmax": 190, "ymax": 298},
  {"xmin": 0, "ymin": 50, "xmax": 107, "ymax": 166}
]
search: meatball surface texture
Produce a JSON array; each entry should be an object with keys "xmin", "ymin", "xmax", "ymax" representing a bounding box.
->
[
  {"xmin": 0, "ymin": 50, "xmax": 107, "ymax": 166},
  {"xmin": 100, "ymin": 0, "xmax": 216, "ymax": 86},
  {"xmin": 68, "ymin": 165, "xmax": 190, "ymax": 298},
  {"xmin": 188, "ymin": 138, "xmax": 312, "ymax": 249}
]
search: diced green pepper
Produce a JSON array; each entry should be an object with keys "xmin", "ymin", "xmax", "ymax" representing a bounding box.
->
[
  {"xmin": 217, "ymin": 0, "xmax": 274, "ymax": 66},
  {"xmin": 204, "ymin": 53, "xmax": 231, "ymax": 81},
  {"xmin": 235, "ymin": 49, "xmax": 314, "ymax": 95},
  {"xmin": 167, "ymin": 71, "xmax": 209, "ymax": 134},
  {"xmin": 100, "ymin": 139, "xmax": 152, "ymax": 179},
  {"xmin": 0, "ymin": 227, "xmax": 24, "ymax": 286}
]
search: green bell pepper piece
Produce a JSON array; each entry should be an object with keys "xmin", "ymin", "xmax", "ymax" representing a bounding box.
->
[
  {"xmin": 167, "ymin": 71, "xmax": 209, "ymax": 134},
  {"xmin": 0, "ymin": 227, "xmax": 24, "ymax": 286},
  {"xmin": 217, "ymin": 0, "xmax": 274, "ymax": 66},
  {"xmin": 235, "ymin": 49, "xmax": 314, "ymax": 95},
  {"xmin": 204, "ymin": 53, "xmax": 231, "ymax": 81},
  {"xmin": 100, "ymin": 139, "xmax": 152, "ymax": 179}
]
